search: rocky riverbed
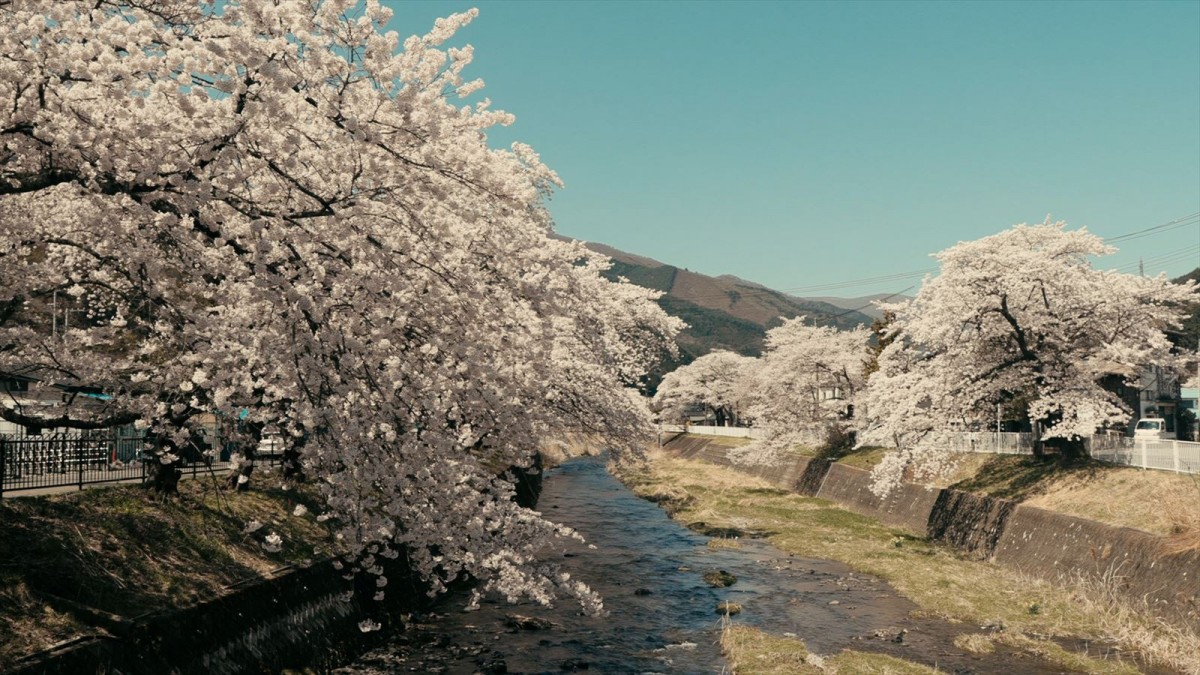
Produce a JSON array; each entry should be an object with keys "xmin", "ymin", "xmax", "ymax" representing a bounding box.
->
[{"xmin": 337, "ymin": 455, "xmax": 1114, "ymax": 674}]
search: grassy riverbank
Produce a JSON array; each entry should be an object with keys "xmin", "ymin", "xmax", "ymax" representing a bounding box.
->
[
  {"xmin": 0, "ymin": 470, "xmax": 332, "ymax": 669},
  {"xmin": 710, "ymin": 435, "xmax": 1200, "ymax": 539},
  {"xmin": 720, "ymin": 623, "xmax": 938, "ymax": 674},
  {"xmin": 619, "ymin": 450, "xmax": 1200, "ymax": 674}
]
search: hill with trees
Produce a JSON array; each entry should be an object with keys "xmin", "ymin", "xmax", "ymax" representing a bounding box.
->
[
  {"xmin": 1174, "ymin": 267, "xmax": 1200, "ymax": 351},
  {"xmin": 580, "ymin": 242, "xmax": 873, "ymax": 383}
]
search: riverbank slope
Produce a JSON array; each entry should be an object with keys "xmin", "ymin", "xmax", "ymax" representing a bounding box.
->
[
  {"xmin": 623, "ymin": 435, "xmax": 1200, "ymax": 674},
  {"xmin": 0, "ymin": 472, "xmax": 339, "ymax": 671}
]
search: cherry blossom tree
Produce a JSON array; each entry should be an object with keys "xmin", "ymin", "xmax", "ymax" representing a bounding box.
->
[
  {"xmin": 744, "ymin": 318, "xmax": 870, "ymax": 455},
  {"xmin": 653, "ymin": 350, "xmax": 757, "ymax": 427},
  {"xmin": 858, "ymin": 221, "xmax": 1198, "ymax": 495},
  {"xmin": 0, "ymin": 0, "xmax": 680, "ymax": 609}
]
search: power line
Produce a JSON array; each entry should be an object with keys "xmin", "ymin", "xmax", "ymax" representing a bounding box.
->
[
  {"xmin": 669, "ymin": 212, "xmax": 1200, "ymax": 303},
  {"xmin": 823, "ymin": 285, "xmax": 915, "ymax": 321},
  {"xmin": 1114, "ymin": 244, "xmax": 1200, "ymax": 274},
  {"xmin": 1104, "ymin": 212, "xmax": 1200, "ymax": 243}
]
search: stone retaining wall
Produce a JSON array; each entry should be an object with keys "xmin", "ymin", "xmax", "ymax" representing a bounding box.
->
[{"xmin": 662, "ymin": 434, "xmax": 1200, "ymax": 630}]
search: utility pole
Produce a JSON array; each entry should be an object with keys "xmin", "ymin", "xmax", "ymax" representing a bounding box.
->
[{"xmin": 51, "ymin": 290, "xmax": 57, "ymax": 339}]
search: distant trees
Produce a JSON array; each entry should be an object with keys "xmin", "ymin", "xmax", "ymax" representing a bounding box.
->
[
  {"xmin": 653, "ymin": 222, "xmax": 1198, "ymax": 495},
  {"xmin": 746, "ymin": 318, "xmax": 870, "ymax": 453},
  {"xmin": 654, "ymin": 351, "xmax": 757, "ymax": 426},
  {"xmin": 0, "ymin": 0, "xmax": 680, "ymax": 608},
  {"xmin": 857, "ymin": 221, "xmax": 1197, "ymax": 495}
]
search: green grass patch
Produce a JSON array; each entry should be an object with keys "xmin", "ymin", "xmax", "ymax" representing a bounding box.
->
[{"xmin": 829, "ymin": 445, "xmax": 889, "ymax": 470}]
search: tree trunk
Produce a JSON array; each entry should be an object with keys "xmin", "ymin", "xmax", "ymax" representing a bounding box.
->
[
  {"xmin": 282, "ymin": 435, "xmax": 307, "ymax": 483},
  {"xmin": 143, "ymin": 434, "xmax": 182, "ymax": 495},
  {"xmin": 1056, "ymin": 436, "xmax": 1088, "ymax": 462},
  {"xmin": 227, "ymin": 443, "xmax": 257, "ymax": 491}
]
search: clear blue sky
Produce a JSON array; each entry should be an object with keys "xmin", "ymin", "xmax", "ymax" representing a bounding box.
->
[{"xmin": 382, "ymin": 0, "xmax": 1200, "ymax": 297}]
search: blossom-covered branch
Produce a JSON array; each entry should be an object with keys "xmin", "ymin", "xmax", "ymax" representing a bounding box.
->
[{"xmin": 0, "ymin": 0, "xmax": 680, "ymax": 608}]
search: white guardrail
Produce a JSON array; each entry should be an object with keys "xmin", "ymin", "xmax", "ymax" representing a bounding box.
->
[
  {"xmin": 659, "ymin": 424, "xmax": 768, "ymax": 440},
  {"xmin": 667, "ymin": 425, "xmax": 1200, "ymax": 475}
]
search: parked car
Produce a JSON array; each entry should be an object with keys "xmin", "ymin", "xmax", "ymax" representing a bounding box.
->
[{"xmin": 1133, "ymin": 418, "xmax": 1175, "ymax": 440}]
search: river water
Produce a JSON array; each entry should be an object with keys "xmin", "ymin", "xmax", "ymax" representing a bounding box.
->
[{"xmin": 337, "ymin": 456, "xmax": 1142, "ymax": 674}]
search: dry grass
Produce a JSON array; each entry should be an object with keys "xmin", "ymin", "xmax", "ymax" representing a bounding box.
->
[
  {"xmin": 720, "ymin": 623, "xmax": 818, "ymax": 674},
  {"xmin": 1161, "ymin": 474, "xmax": 1200, "ymax": 554},
  {"xmin": 950, "ymin": 454, "xmax": 1200, "ymax": 536},
  {"xmin": 1063, "ymin": 567, "xmax": 1200, "ymax": 674},
  {"xmin": 701, "ymin": 435, "xmax": 753, "ymax": 448},
  {"xmin": 707, "ymin": 537, "xmax": 743, "ymax": 550},
  {"xmin": 540, "ymin": 434, "xmax": 604, "ymax": 466},
  {"xmin": 992, "ymin": 633, "xmax": 1143, "ymax": 675},
  {"xmin": 622, "ymin": 453, "xmax": 1200, "ymax": 674},
  {"xmin": 828, "ymin": 446, "xmax": 889, "ymax": 471},
  {"xmin": 0, "ymin": 474, "xmax": 332, "ymax": 669},
  {"xmin": 952, "ymin": 632, "xmax": 995, "ymax": 653},
  {"xmin": 823, "ymin": 650, "xmax": 941, "ymax": 674},
  {"xmin": 720, "ymin": 624, "xmax": 939, "ymax": 674},
  {"xmin": 830, "ymin": 446, "xmax": 990, "ymax": 487},
  {"xmin": 957, "ymin": 631, "xmax": 1145, "ymax": 674}
]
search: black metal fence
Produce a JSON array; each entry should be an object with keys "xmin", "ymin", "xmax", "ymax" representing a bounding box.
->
[{"xmin": 0, "ymin": 430, "xmax": 282, "ymax": 497}]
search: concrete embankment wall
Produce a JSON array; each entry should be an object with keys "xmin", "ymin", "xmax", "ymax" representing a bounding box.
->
[
  {"xmin": 7, "ymin": 461, "xmax": 545, "ymax": 675},
  {"xmin": 7, "ymin": 559, "xmax": 373, "ymax": 675},
  {"xmin": 661, "ymin": 434, "xmax": 1200, "ymax": 629},
  {"xmin": 665, "ymin": 434, "xmax": 818, "ymax": 493},
  {"xmin": 815, "ymin": 463, "xmax": 941, "ymax": 533},
  {"xmin": 994, "ymin": 507, "xmax": 1200, "ymax": 624}
]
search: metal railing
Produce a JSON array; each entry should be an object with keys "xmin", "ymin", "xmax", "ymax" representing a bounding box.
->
[
  {"xmin": 669, "ymin": 425, "xmax": 1200, "ymax": 475},
  {"xmin": 0, "ymin": 431, "xmax": 284, "ymax": 497},
  {"xmin": 942, "ymin": 431, "xmax": 1036, "ymax": 455},
  {"xmin": 1086, "ymin": 435, "xmax": 1200, "ymax": 474},
  {"xmin": 935, "ymin": 431, "xmax": 1200, "ymax": 473}
]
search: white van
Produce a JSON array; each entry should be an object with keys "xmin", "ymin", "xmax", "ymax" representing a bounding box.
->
[{"xmin": 1133, "ymin": 418, "xmax": 1175, "ymax": 440}]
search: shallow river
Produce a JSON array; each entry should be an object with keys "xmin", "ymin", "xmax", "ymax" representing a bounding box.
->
[{"xmin": 338, "ymin": 455, "xmax": 1140, "ymax": 674}]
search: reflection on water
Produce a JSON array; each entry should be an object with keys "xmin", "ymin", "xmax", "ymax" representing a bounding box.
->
[{"xmin": 338, "ymin": 455, "xmax": 1134, "ymax": 674}]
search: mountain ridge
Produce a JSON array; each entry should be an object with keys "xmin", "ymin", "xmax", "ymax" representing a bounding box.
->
[{"xmin": 571, "ymin": 240, "xmax": 876, "ymax": 378}]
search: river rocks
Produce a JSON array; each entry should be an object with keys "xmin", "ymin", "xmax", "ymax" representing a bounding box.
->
[
  {"xmin": 504, "ymin": 614, "xmax": 554, "ymax": 631},
  {"xmin": 715, "ymin": 601, "xmax": 742, "ymax": 615},
  {"xmin": 634, "ymin": 588, "xmax": 653, "ymax": 596},
  {"xmin": 870, "ymin": 628, "xmax": 908, "ymax": 644},
  {"xmin": 560, "ymin": 657, "xmax": 590, "ymax": 670},
  {"xmin": 475, "ymin": 650, "xmax": 508, "ymax": 673},
  {"xmin": 703, "ymin": 570, "xmax": 738, "ymax": 587}
]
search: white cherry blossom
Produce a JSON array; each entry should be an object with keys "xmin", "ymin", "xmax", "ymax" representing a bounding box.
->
[
  {"xmin": 857, "ymin": 221, "xmax": 1197, "ymax": 495},
  {"xmin": 0, "ymin": 1, "xmax": 679, "ymax": 608}
]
